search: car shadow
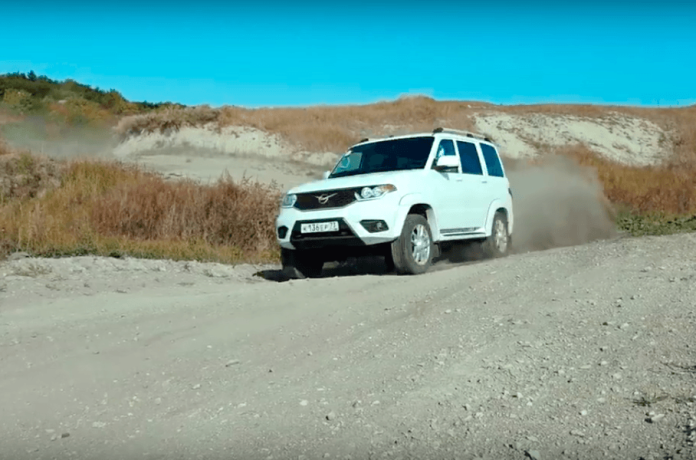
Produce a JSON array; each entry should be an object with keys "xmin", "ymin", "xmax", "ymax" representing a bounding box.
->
[
  {"xmin": 255, "ymin": 256, "xmax": 395, "ymax": 282},
  {"xmin": 256, "ymin": 244, "xmax": 485, "ymax": 282}
]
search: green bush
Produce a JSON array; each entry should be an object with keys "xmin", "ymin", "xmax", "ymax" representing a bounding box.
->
[
  {"xmin": 617, "ymin": 210, "xmax": 696, "ymax": 236},
  {"xmin": 0, "ymin": 71, "xmax": 176, "ymax": 122}
]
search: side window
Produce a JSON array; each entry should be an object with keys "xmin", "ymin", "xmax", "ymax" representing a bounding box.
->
[
  {"xmin": 456, "ymin": 141, "xmax": 483, "ymax": 175},
  {"xmin": 436, "ymin": 139, "xmax": 456, "ymax": 157},
  {"xmin": 332, "ymin": 150, "xmax": 363, "ymax": 175},
  {"xmin": 432, "ymin": 139, "xmax": 458, "ymax": 172},
  {"xmin": 480, "ymin": 144, "xmax": 505, "ymax": 178}
]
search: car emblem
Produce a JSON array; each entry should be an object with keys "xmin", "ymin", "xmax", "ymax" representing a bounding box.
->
[{"xmin": 315, "ymin": 193, "xmax": 337, "ymax": 204}]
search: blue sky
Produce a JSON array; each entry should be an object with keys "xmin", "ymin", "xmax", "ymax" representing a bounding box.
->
[{"xmin": 1, "ymin": 0, "xmax": 694, "ymax": 107}]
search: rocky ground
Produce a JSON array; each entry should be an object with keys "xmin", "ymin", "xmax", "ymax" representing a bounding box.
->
[{"xmin": 1, "ymin": 232, "xmax": 695, "ymax": 460}]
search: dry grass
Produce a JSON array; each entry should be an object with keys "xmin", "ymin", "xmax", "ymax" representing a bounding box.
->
[
  {"xmin": 0, "ymin": 155, "xmax": 281, "ymax": 263},
  {"xmin": 115, "ymin": 105, "xmax": 218, "ymax": 139},
  {"xmin": 116, "ymin": 95, "xmax": 481, "ymax": 153},
  {"xmin": 560, "ymin": 146, "xmax": 696, "ymax": 216},
  {"xmin": 0, "ymin": 150, "xmax": 63, "ymax": 201},
  {"xmin": 0, "ymin": 138, "xmax": 10, "ymax": 156}
]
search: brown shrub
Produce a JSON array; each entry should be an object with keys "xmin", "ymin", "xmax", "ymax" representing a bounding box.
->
[
  {"xmin": 554, "ymin": 146, "xmax": 696, "ymax": 216},
  {"xmin": 668, "ymin": 105, "xmax": 696, "ymax": 166},
  {"xmin": 91, "ymin": 171, "xmax": 280, "ymax": 253},
  {"xmin": 0, "ymin": 157, "xmax": 281, "ymax": 263},
  {"xmin": 0, "ymin": 151, "xmax": 63, "ymax": 201},
  {"xmin": 0, "ymin": 138, "xmax": 10, "ymax": 156},
  {"xmin": 115, "ymin": 105, "xmax": 219, "ymax": 139}
]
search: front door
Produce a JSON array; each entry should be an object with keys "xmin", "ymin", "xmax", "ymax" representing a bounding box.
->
[{"xmin": 429, "ymin": 138, "xmax": 462, "ymax": 235}]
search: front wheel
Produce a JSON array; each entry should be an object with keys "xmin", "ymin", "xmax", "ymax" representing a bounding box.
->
[
  {"xmin": 281, "ymin": 248, "xmax": 324, "ymax": 279},
  {"xmin": 390, "ymin": 214, "xmax": 434, "ymax": 275}
]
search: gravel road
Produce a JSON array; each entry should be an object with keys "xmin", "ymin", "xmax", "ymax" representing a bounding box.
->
[{"xmin": 1, "ymin": 233, "xmax": 695, "ymax": 460}]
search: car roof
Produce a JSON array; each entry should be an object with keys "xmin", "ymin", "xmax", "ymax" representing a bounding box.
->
[{"xmin": 351, "ymin": 129, "xmax": 499, "ymax": 150}]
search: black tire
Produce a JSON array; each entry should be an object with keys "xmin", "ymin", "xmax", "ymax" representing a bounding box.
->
[
  {"xmin": 390, "ymin": 214, "xmax": 434, "ymax": 275},
  {"xmin": 281, "ymin": 248, "xmax": 324, "ymax": 279},
  {"xmin": 481, "ymin": 211, "xmax": 510, "ymax": 259},
  {"xmin": 383, "ymin": 251, "xmax": 395, "ymax": 273}
]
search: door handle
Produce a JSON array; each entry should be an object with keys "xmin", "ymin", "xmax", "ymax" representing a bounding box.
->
[{"xmin": 482, "ymin": 180, "xmax": 488, "ymax": 184}]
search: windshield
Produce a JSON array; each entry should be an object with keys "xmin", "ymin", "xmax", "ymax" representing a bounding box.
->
[{"xmin": 330, "ymin": 136, "xmax": 435, "ymax": 178}]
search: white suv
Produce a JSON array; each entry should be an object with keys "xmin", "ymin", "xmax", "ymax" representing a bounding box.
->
[{"xmin": 275, "ymin": 127, "xmax": 514, "ymax": 278}]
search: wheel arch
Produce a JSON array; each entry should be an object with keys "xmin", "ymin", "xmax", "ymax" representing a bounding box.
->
[
  {"xmin": 483, "ymin": 201, "xmax": 513, "ymax": 236},
  {"xmin": 398, "ymin": 194, "xmax": 440, "ymax": 240}
]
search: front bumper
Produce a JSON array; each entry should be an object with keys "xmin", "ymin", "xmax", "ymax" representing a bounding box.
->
[{"xmin": 275, "ymin": 195, "xmax": 403, "ymax": 251}]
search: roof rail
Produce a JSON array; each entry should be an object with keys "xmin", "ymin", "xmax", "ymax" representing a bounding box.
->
[
  {"xmin": 432, "ymin": 127, "xmax": 492, "ymax": 142},
  {"xmin": 358, "ymin": 138, "xmax": 370, "ymax": 143}
]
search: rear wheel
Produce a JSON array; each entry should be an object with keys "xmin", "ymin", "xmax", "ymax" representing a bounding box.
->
[
  {"xmin": 390, "ymin": 214, "xmax": 434, "ymax": 275},
  {"xmin": 281, "ymin": 248, "xmax": 324, "ymax": 279},
  {"xmin": 481, "ymin": 211, "xmax": 510, "ymax": 258}
]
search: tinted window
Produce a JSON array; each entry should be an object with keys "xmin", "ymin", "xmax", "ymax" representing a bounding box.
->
[
  {"xmin": 480, "ymin": 144, "xmax": 505, "ymax": 177},
  {"xmin": 456, "ymin": 141, "xmax": 483, "ymax": 175},
  {"xmin": 331, "ymin": 136, "xmax": 435, "ymax": 178},
  {"xmin": 436, "ymin": 139, "xmax": 456, "ymax": 157}
]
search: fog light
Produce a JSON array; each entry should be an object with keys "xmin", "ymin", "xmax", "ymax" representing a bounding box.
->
[
  {"xmin": 277, "ymin": 226, "xmax": 288, "ymax": 239},
  {"xmin": 360, "ymin": 220, "xmax": 389, "ymax": 233}
]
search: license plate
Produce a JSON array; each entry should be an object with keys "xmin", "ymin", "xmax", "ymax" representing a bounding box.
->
[{"xmin": 301, "ymin": 221, "xmax": 339, "ymax": 233}]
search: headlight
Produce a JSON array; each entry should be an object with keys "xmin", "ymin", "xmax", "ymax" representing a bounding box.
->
[
  {"xmin": 355, "ymin": 184, "xmax": 397, "ymax": 201},
  {"xmin": 281, "ymin": 193, "xmax": 297, "ymax": 208}
]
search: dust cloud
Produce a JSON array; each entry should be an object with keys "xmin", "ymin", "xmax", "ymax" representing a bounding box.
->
[
  {"xmin": 0, "ymin": 117, "xmax": 116, "ymax": 160},
  {"xmin": 504, "ymin": 154, "xmax": 618, "ymax": 254}
]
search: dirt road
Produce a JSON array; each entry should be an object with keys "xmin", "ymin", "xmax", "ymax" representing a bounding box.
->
[{"xmin": 2, "ymin": 233, "xmax": 695, "ymax": 460}]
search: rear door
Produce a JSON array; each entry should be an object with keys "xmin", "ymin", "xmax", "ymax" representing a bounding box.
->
[
  {"xmin": 478, "ymin": 142, "xmax": 509, "ymax": 224},
  {"xmin": 453, "ymin": 140, "xmax": 489, "ymax": 232}
]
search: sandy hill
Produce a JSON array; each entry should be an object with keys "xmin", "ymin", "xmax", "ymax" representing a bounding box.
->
[{"xmin": 111, "ymin": 97, "xmax": 695, "ymax": 166}]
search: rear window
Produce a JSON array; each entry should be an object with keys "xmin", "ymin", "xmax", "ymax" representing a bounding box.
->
[
  {"xmin": 456, "ymin": 141, "xmax": 483, "ymax": 175},
  {"xmin": 480, "ymin": 144, "xmax": 505, "ymax": 178}
]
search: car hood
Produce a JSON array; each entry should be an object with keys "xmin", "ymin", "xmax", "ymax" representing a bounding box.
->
[{"xmin": 286, "ymin": 170, "xmax": 425, "ymax": 195}]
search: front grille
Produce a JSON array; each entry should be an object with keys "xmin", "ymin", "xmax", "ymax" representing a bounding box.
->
[{"xmin": 294, "ymin": 188, "xmax": 358, "ymax": 211}]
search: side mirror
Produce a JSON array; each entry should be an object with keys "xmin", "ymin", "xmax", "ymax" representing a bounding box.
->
[
  {"xmin": 434, "ymin": 155, "xmax": 459, "ymax": 172},
  {"xmin": 322, "ymin": 171, "xmax": 331, "ymax": 180}
]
